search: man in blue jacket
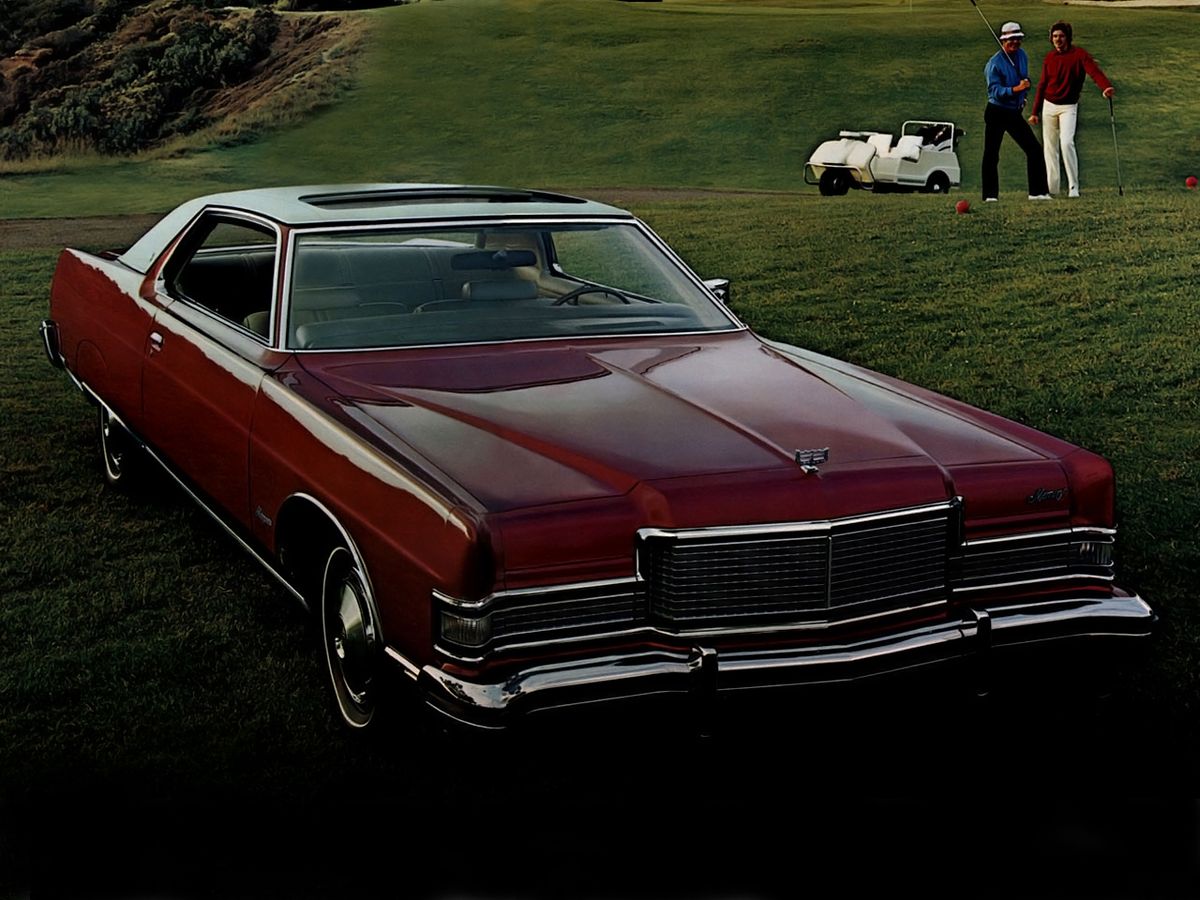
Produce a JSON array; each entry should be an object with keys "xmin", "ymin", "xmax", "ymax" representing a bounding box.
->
[{"xmin": 981, "ymin": 21, "xmax": 1050, "ymax": 201}]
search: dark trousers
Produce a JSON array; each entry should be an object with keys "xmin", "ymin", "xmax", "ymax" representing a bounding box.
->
[{"xmin": 981, "ymin": 103, "xmax": 1049, "ymax": 199}]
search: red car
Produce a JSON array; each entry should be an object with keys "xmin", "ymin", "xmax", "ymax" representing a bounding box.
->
[{"xmin": 41, "ymin": 184, "xmax": 1153, "ymax": 731}]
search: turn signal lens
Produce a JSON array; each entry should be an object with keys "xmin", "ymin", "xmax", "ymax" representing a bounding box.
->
[
  {"xmin": 440, "ymin": 611, "xmax": 492, "ymax": 648},
  {"xmin": 1076, "ymin": 540, "xmax": 1114, "ymax": 568}
]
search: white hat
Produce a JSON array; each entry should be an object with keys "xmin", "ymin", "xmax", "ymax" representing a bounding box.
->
[{"xmin": 999, "ymin": 21, "xmax": 1025, "ymax": 40}]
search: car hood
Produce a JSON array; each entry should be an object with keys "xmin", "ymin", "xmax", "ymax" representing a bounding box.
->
[{"xmin": 298, "ymin": 332, "xmax": 1063, "ymax": 515}]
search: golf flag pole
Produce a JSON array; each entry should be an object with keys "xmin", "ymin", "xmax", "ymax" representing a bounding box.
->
[
  {"xmin": 1109, "ymin": 95, "xmax": 1124, "ymax": 196},
  {"xmin": 967, "ymin": 0, "xmax": 1015, "ymax": 68}
]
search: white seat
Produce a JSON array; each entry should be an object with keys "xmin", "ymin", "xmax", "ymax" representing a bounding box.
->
[
  {"xmin": 809, "ymin": 138, "xmax": 854, "ymax": 166},
  {"xmin": 866, "ymin": 133, "xmax": 894, "ymax": 156},
  {"xmin": 888, "ymin": 134, "xmax": 923, "ymax": 161},
  {"xmin": 845, "ymin": 141, "xmax": 877, "ymax": 171}
]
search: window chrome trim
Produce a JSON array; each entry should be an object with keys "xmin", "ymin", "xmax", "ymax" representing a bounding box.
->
[{"xmin": 156, "ymin": 206, "xmax": 283, "ymax": 348}]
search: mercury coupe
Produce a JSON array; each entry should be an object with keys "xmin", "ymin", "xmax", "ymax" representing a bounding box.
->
[{"xmin": 40, "ymin": 184, "xmax": 1153, "ymax": 731}]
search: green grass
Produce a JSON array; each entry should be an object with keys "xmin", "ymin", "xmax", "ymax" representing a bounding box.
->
[{"xmin": 1, "ymin": 0, "xmax": 1197, "ymax": 216}]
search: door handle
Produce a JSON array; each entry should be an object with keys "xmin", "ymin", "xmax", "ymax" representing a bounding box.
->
[{"xmin": 149, "ymin": 331, "xmax": 164, "ymax": 353}]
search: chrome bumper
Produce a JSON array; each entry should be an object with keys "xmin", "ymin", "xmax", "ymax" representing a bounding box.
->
[
  {"xmin": 40, "ymin": 319, "xmax": 64, "ymax": 369},
  {"xmin": 412, "ymin": 590, "xmax": 1154, "ymax": 730}
]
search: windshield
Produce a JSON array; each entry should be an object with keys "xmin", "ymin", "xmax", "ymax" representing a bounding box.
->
[{"xmin": 286, "ymin": 221, "xmax": 736, "ymax": 349}]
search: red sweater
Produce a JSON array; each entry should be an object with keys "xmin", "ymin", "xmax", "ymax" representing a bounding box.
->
[{"xmin": 1033, "ymin": 46, "xmax": 1113, "ymax": 115}]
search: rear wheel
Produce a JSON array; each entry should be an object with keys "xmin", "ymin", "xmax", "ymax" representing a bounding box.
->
[
  {"xmin": 924, "ymin": 171, "xmax": 951, "ymax": 194},
  {"xmin": 97, "ymin": 405, "xmax": 142, "ymax": 487},
  {"xmin": 320, "ymin": 545, "xmax": 382, "ymax": 729},
  {"xmin": 819, "ymin": 170, "xmax": 851, "ymax": 196}
]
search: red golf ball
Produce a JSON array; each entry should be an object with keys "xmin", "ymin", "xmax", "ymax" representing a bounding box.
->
[
  {"xmin": 955, "ymin": 199, "xmax": 970, "ymax": 214},
  {"xmin": 1187, "ymin": 176, "xmax": 1198, "ymax": 190}
]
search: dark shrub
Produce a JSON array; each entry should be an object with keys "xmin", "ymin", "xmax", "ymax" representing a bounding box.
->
[{"xmin": 1, "ymin": 3, "xmax": 282, "ymax": 158}]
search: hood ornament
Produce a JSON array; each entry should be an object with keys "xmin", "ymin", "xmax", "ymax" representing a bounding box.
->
[{"xmin": 794, "ymin": 447, "xmax": 830, "ymax": 475}]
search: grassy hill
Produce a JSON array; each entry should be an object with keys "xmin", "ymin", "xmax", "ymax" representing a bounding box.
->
[{"xmin": 2, "ymin": 0, "xmax": 1197, "ymax": 215}]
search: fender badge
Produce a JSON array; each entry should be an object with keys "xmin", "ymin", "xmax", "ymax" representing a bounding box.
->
[
  {"xmin": 1027, "ymin": 487, "xmax": 1066, "ymax": 505},
  {"xmin": 794, "ymin": 447, "xmax": 830, "ymax": 474}
]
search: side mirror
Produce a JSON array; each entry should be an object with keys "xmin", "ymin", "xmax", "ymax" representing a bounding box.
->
[{"xmin": 703, "ymin": 278, "xmax": 731, "ymax": 304}]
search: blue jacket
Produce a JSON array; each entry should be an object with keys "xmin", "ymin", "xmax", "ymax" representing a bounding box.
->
[{"xmin": 985, "ymin": 47, "xmax": 1029, "ymax": 110}]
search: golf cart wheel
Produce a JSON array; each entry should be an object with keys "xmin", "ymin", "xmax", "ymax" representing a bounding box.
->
[
  {"xmin": 924, "ymin": 172, "xmax": 951, "ymax": 194},
  {"xmin": 819, "ymin": 170, "xmax": 851, "ymax": 197}
]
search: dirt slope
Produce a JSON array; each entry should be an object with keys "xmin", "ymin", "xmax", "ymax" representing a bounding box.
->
[{"xmin": 0, "ymin": 2, "xmax": 364, "ymax": 159}]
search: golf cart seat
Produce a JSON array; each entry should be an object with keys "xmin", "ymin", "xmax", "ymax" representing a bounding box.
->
[
  {"xmin": 809, "ymin": 137, "xmax": 878, "ymax": 173},
  {"xmin": 915, "ymin": 122, "xmax": 956, "ymax": 151},
  {"xmin": 866, "ymin": 133, "xmax": 923, "ymax": 161}
]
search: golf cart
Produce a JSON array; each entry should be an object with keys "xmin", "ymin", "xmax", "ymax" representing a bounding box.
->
[{"xmin": 805, "ymin": 120, "xmax": 963, "ymax": 196}]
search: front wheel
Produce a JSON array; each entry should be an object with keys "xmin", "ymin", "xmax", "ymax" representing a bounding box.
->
[
  {"xmin": 819, "ymin": 169, "xmax": 851, "ymax": 196},
  {"xmin": 321, "ymin": 545, "xmax": 382, "ymax": 729}
]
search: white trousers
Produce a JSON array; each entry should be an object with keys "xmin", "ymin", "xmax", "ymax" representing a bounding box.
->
[{"xmin": 1041, "ymin": 100, "xmax": 1079, "ymax": 195}]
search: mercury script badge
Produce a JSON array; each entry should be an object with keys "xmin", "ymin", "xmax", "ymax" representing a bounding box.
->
[
  {"xmin": 1027, "ymin": 487, "xmax": 1066, "ymax": 505},
  {"xmin": 794, "ymin": 447, "xmax": 830, "ymax": 474}
]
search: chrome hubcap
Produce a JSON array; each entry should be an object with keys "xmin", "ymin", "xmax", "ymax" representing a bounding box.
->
[
  {"xmin": 322, "ymin": 547, "xmax": 377, "ymax": 725},
  {"xmin": 100, "ymin": 410, "xmax": 123, "ymax": 477},
  {"xmin": 333, "ymin": 577, "xmax": 373, "ymax": 704}
]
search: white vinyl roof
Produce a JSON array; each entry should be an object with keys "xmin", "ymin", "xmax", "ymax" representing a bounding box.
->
[{"xmin": 119, "ymin": 184, "xmax": 632, "ymax": 273}]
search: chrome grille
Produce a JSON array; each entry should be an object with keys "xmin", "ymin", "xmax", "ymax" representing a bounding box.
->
[
  {"xmin": 830, "ymin": 517, "xmax": 949, "ymax": 606},
  {"xmin": 645, "ymin": 534, "xmax": 829, "ymax": 624},
  {"xmin": 639, "ymin": 504, "xmax": 952, "ymax": 629}
]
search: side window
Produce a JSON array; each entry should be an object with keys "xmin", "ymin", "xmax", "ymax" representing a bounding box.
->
[{"xmin": 167, "ymin": 216, "xmax": 277, "ymax": 339}]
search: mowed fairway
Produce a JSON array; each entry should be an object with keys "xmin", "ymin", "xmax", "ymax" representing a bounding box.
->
[{"xmin": 2, "ymin": 1, "xmax": 1200, "ymax": 896}]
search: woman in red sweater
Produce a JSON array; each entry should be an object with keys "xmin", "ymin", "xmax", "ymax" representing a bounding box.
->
[{"xmin": 1029, "ymin": 21, "xmax": 1115, "ymax": 198}]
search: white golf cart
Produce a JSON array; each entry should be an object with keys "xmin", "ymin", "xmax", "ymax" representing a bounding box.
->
[{"xmin": 804, "ymin": 120, "xmax": 963, "ymax": 196}]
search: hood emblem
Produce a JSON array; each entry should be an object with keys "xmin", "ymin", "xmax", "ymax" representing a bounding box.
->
[
  {"xmin": 1027, "ymin": 487, "xmax": 1066, "ymax": 505},
  {"xmin": 794, "ymin": 447, "xmax": 830, "ymax": 474}
]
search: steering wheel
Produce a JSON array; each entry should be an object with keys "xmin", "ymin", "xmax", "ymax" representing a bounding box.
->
[{"xmin": 552, "ymin": 285, "xmax": 632, "ymax": 306}]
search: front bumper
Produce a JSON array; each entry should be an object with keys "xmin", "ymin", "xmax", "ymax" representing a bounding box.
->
[{"xmin": 411, "ymin": 590, "xmax": 1154, "ymax": 730}]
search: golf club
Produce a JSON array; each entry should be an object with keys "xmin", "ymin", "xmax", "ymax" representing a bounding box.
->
[
  {"xmin": 1109, "ymin": 95, "xmax": 1124, "ymax": 196},
  {"xmin": 967, "ymin": 0, "xmax": 1015, "ymax": 68}
]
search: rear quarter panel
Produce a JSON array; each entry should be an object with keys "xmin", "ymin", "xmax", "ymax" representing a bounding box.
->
[{"xmin": 50, "ymin": 249, "xmax": 160, "ymax": 429}]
